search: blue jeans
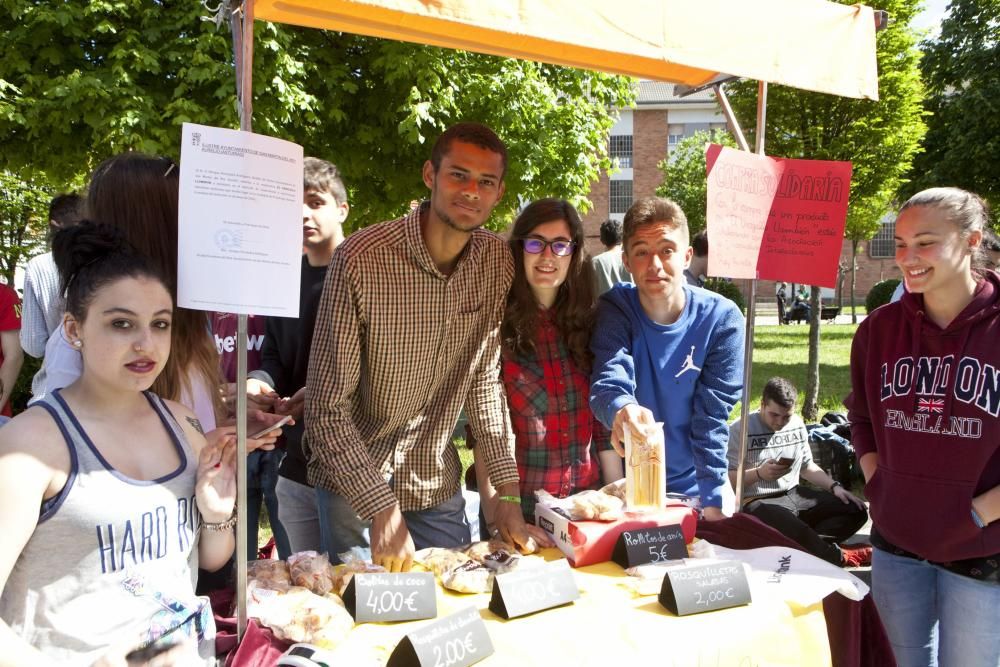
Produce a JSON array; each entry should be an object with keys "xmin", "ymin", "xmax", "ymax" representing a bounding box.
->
[
  {"xmin": 872, "ymin": 546, "xmax": 1000, "ymax": 666},
  {"xmin": 246, "ymin": 450, "xmax": 290, "ymax": 560},
  {"xmin": 316, "ymin": 486, "xmax": 472, "ymax": 564},
  {"xmin": 275, "ymin": 476, "xmax": 322, "ymax": 555}
]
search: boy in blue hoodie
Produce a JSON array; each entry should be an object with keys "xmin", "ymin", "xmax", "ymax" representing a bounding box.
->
[{"xmin": 590, "ymin": 197, "xmax": 744, "ymax": 520}]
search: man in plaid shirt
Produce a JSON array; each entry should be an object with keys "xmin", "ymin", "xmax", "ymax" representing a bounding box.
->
[{"xmin": 305, "ymin": 123, "xmax": 537, "ymax": 571}]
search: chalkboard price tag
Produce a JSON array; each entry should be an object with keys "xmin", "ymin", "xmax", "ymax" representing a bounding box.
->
[
  {"xmin": 611, "ymin": 525, "xmax": 688, "ymax": 569},
  {"xmin": 658, "ymin": 560, "xmax": 752, "ymax": 616},
  {"xmin": 387, "ymin": 606, "xmax": 494, "ymax": 667},
  {"xmin": 488, "ymin": 559, "xmax": 580, "ymax": 620},
  {"xmin": 342, "ymin": 572, "xmax": 437, "ymax": 623}
]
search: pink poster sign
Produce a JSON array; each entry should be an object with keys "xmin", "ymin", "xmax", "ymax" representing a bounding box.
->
[{"xmin": 705, "ymin": 144, "xmax": 852, "ymax": 287}]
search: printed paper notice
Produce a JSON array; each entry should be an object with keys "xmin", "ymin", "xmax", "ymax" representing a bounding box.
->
[
  {"xmin": 177, "ymin": 123, "xmax": 303, "ymax": 316},
  {"xmin": 705, "ymin": 144, "xmax": 852, "ymax": 287}
]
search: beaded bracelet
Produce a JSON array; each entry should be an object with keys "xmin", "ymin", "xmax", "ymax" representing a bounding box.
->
[{"xmin": 202, "ymin": 509, "xmax": 238, "ymax": 532}]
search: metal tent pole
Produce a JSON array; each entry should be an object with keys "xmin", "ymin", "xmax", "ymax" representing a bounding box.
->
[
  {"xmin": 713, "ymin": 83, "xmax": 750, "ymax": 153},
  {"xmin": 714, "ymin": 81, "xmax": 767, "ymax": 511},
  {"xmin": 229, "ymin": 0, "xmax": 255, "ymax": 642}
]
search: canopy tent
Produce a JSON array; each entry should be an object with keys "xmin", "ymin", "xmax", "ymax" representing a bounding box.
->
[
  {"xmin": 255, "ymin": 0, "xmax": 879, "ymax": 100},
  {"xmin": 222, "ymin": 0, "xmax": 881, "ymax": 640}
]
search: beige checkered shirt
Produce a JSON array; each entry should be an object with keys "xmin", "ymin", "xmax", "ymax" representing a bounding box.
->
[{"xmin": 304, "ymin": 205, "xmax": 518, "ymax": 520}]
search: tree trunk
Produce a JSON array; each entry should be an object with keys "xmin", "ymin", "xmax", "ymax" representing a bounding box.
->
[
  {"xmin": 850, "ymin": 240, "xmax": 859, "ymax": 325},
  {"xmin": 836, "ymin": 263, "xmax": 845, "ymax": 309},
  {"xmin": 803, "ymin": 286, "xmax": 822, "ymax": 421}
]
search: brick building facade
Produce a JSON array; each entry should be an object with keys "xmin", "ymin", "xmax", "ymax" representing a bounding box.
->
[{"xmin": 578, "ymin": 82, "xmax": 901, "ymax": 303}]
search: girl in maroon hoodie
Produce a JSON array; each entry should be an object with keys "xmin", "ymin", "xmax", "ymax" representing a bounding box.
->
[{"xmin": 847, "ymin": 188, "xmax": 1000, "ymax": 667}]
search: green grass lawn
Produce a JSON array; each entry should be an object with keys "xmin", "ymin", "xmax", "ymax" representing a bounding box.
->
[{"xmin": 732, "ymin": 323, "xmax": 857, "ymax": 420}]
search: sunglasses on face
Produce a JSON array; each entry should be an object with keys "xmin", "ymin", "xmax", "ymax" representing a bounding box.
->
[{"xmin": 520, "ymin": 237, "xmax": 576, "ymax": 257}]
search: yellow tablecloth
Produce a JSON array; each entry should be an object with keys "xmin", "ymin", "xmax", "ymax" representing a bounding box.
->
[{"xmin": 325, "ymin": 549, "xmax": 831, "ymax": 666}]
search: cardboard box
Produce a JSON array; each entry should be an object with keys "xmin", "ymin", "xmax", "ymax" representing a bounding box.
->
[{"xmin": 535, "ymin": 503, "xmax": 698, "ymax": 568}]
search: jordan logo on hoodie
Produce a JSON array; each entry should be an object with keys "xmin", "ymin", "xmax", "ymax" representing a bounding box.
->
[{"xmin": 675, "ymin": 346, "xmax": 702, "ymax": 378}]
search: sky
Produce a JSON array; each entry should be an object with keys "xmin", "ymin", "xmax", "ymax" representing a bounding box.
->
[{"xmin": 911, "ymin": 0, "xmax": 951, "ymax": 38}]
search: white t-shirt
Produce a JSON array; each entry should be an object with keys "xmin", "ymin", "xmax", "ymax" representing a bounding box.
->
[{"xmin": 727, "ymin": 411, "xmax": 812, "ymax": 497}]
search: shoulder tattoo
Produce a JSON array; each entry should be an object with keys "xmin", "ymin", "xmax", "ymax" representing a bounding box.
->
[{"xmin": 186, "ymin": 416, "xmax": 205, "ymax": 435}]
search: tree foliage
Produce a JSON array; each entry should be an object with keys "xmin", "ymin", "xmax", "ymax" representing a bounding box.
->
[
  {"xmin": 866, "ymin": 278, "xmax": 901, "ymax": 313},
  {"xmin": 724, "ymin": 0, "xmax": 926, "ymax": 419},
  {"xmin": 0, "ymin": 171, "xmax": 50, "ymax": 285},
  {"xmin": 906, "ymin": 0, "xmax": 1000, "ymax": 210},
  {"xmin": 0, "ymin": 1, "xmax": 635, "ymax": 230},
  {"xmin": 655, "ymin": 129, "xmax": 738, "ymax": 236},
  {"xmin": 727, "ymin": 0, "xmax": 926, "ymax": 244}
]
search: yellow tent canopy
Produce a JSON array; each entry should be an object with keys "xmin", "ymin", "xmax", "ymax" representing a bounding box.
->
[{"xmin": 256, "ymin": 0, "xmax": 879, "ymax": 100}]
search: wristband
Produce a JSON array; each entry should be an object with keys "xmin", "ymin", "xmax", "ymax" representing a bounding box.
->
[
  {"xmin": 971, "ymin": 507, "xmax": 987, "ymax": 529},
  {"xmin": 829, "ymin": 481, "xmax": 843, "ymax": 493},
  {"xmin": 498, "ymin": 495, "xmax": 521, "ymax": 505},
  {"xmin": 202, "ymin": 509, "xmax": 237, "ymax": 532}
]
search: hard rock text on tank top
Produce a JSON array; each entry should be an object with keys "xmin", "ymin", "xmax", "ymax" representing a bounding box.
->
[{"xmin": 96, "ymin": 493, "xmax": 201, "ymax": 574}]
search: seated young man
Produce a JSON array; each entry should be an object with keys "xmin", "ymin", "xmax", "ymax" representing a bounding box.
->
[
  {"xmin": 590, "ymin": 197, "xmax": 744, "ymax": 520},
  {"xmin": 728, "ymin": 377, "xmax": 870, "ymax": 567}
]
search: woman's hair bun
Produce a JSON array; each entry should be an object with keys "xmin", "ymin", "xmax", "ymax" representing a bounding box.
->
[{"xmin": 52, "ymin": 220, "xmax": 135, "ymax": 293}]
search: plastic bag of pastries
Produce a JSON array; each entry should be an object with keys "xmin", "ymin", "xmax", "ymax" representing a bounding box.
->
[
  {"xmin": 600, "ymin": 478, "xmax": 627, "ymax": 501},
  {"xmin": 287, "ymin": 551, "xmax": 336, "ymax": 596},
  {"xmin": 331, "ymin": 552, "xmax": 387, "ymax": 596},
  {"xmin": 415, "ymin": 547, "xmax": 475, "ymax": 577},
  {"xmin": 440, "ymin": 560, "xmax": 494, "ymax": 594},
  {"xmin": 247, "ymin": 559, "xmax": 291, "ymax": 590},
  {"xmin": 534, "ymin": 488, "xmax": 623, "ymax": 521},
  {"xmin": 248, "ymin": 583, "xmax": 354, "ymax": 648}
]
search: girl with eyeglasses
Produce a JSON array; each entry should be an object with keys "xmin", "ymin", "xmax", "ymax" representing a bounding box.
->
[{"xmin": 475, "ymin": 199, "xmax": 623, "ymax": 532}]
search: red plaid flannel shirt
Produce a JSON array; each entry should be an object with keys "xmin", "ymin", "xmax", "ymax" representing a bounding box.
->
[{"xmin": 501, "ymin": 311, "xmax": 613, "ymax": 519}]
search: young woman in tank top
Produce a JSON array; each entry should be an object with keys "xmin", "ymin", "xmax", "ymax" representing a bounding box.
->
[{"xmin": 0, "ymin": 223, "xmax": 237, "ymax": 665}]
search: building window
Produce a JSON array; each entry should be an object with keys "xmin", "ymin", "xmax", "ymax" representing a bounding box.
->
[
  {"xmin": 609, "ymin": 135, "xmax": 633, "ymax": 168},
  {"xmin": 667, "ymin": 123, "xmax": 685, "ymax": 149},
  {"xmin": 610, "ymin": 180, "xmax": 633, "ymax": 215},
  {"xmin": 869, "ymin": 218, "xmax": 895, "ymax": 258}
]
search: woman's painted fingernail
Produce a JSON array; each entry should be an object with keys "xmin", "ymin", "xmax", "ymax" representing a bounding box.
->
[{"xmin": 214, "ymin": 463, "xmax": 222, "ymax": 469}]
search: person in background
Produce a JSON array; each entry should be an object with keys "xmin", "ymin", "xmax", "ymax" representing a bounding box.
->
[
  {"xmin": 0, "ymin": 222, "xmax": 235, "ymax": 665},
  {"xmin": 213, "ymin": 311, "xmax": 289, "ymax": 561},
  {"xmin": 591, "ymin": 218, "xmax": 632, "ymax": 296},
  {"xmin": 775, "ymin": 281, "xmax": 789, "ymax": 325},
  {"xmin": 19, "ymin": 193, "xmax": 83, "ymax": 402},
  {"xmin": 477, "ymin": 198, "xmax": 620, "ymax": 528},
  {"xmin": 590, "ymin": 197, "xmax": 744, "ymax": 520},
  {"xmin": 0, "ymin": 283, "xmax": 21, "ymax": 418},
  {"xmin": 683, "ymin": 230, "xmax": 709, "ymax": 287},
  {"xmin": 245, "ymin": 157, "xmax": 351, "ymax": 556},
  {"xmin": 37, "ymin": 153, "xmax": 285, "ymax": 451},
  {"xmin": 847, "ymin": 187, "xmax": 1000, "ymax": 666},
  {"xmin": 791, "ymin": 284, "xmax": 812, "ymax": 321},
  {"xmin": 728, "ymin": 377, "xmax": 870, "ymax": 567}
]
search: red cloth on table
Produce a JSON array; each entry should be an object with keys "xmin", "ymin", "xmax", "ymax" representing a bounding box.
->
[
  {"xmin": 696, "ymin": 513, "xmax": 895, "ymax": 667},
  {"xmin": 210, "ymin": 588, "xmax": 291, "ymax": 666}
]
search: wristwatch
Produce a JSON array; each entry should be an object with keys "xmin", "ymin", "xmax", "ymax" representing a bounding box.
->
[{"xmin": 829, "ymin": 481, "xmax": 843, "ymax": 493}]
